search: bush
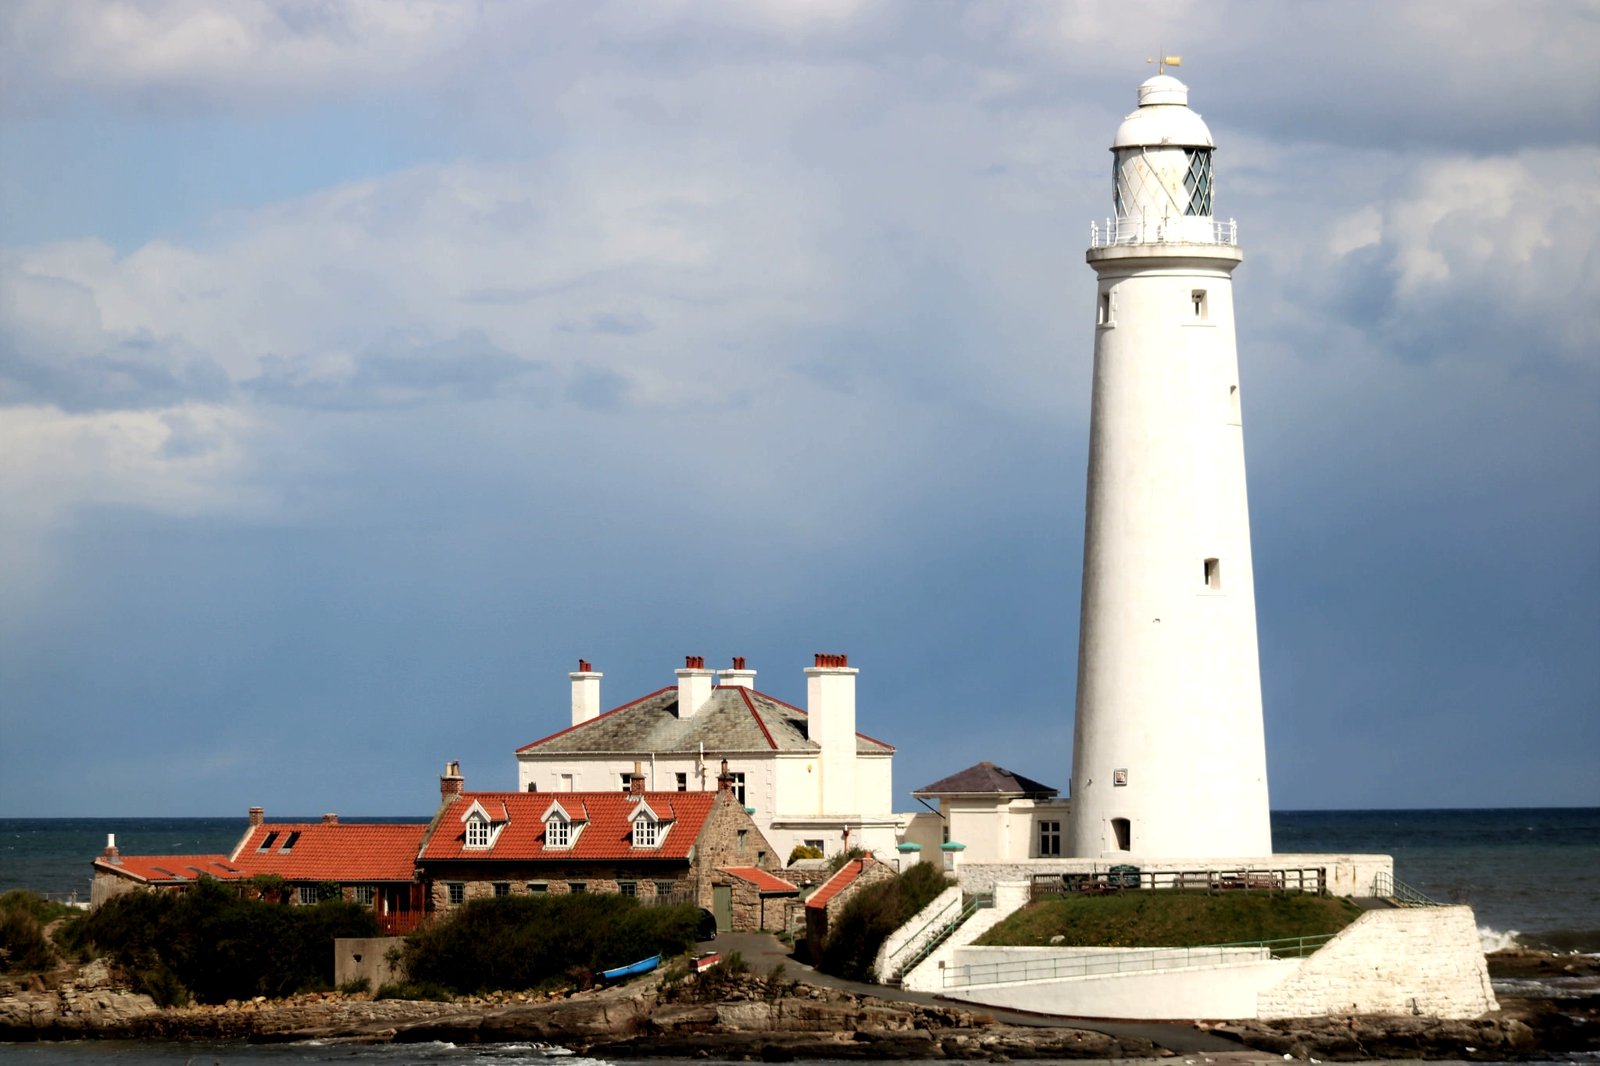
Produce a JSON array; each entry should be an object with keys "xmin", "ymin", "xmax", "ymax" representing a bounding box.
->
[
  {"xmin": 816, "ymin": 862, "xmax": 951, "ymax": 982},
  {"xmin": 0, "ymin": 891, "xmax": 60, "ymax": 973},
  {"xmin": 401, "ymin": 894, "xmax": 701, "ymax": 995},
  {"xmin": 78, "ymin": 879, "xmax": 379, "ymax": 1004},
  {"xmin": 787, "ymin": 845, "xmax": 824, "ymax": 865}
]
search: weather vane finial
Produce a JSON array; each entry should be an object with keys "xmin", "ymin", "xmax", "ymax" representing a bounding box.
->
[{"xmin": 1146, "ymin": 52, "xmax": 1182, "ymax": 75}]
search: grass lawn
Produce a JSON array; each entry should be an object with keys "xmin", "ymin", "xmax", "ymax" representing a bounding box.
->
[{"xmin": 975, "ymin": 891, "xmax": 1362, "ymax": 948}]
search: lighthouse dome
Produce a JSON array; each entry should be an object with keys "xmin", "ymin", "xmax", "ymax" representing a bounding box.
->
[{"xmin": 1113, "ymin": 74, "xmax": 1214, "ymax": 149}]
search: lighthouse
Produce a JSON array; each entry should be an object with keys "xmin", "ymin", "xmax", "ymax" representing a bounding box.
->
[{"xmin": 1067, "ymin": 74, "xmax": 1272, "ymax": 859}]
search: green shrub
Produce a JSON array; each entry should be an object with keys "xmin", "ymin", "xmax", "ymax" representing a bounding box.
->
[
  {"xmin": 0, "ymin": 891, "xmax": 59, "ymax": 973},
  {"xmin": 79, "ymin": 879, "xmax": 378, "ymax": 1004},
  {"xmin": 338, "ymin": 976, "xmax": 372, "ymax": 995},
  {"xmin": 375, "ymin": 980, "xmax": 452, "ymax": 1001},
  {"xmin": 401, "ymin": 894, "xmax": 700, "ymax": 995},
  {"xmin": 817, "ymin": 862, "xmax": 952, "ymax": 981},
  {"xmin": 787, "ymin": 845, "xmax": 824, "ymax": 865}
]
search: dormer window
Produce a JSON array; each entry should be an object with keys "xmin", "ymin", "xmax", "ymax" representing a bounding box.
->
[
  {"xmin": 466, "ymin": 816, "xmax": 491, "ymax": 849},
  {"xmin": 546, "ymin": 816, "xmax": 571, "ymax": 848},
  {"xmin": 633, "ymin": 816, "xmax": 659, "ymax": 848}
]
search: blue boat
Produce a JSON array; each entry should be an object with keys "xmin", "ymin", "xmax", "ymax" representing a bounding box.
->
[{"xmin": 598, "ymin": 953, "xmax": 661, "ymax": 982}]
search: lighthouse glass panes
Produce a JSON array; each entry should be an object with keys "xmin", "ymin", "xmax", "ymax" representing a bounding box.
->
[
  {"xmin": 1113, "ymin": 155, "xmax": 1125, "ymax": 217},
  {"xmin": 1183, "ymin": 149, "xmax": 1213, "ymax": 215}
]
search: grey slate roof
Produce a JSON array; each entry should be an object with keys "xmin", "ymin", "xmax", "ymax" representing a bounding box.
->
[
  {"xmin": 517, "ymin": 686, "xmax": 895, "ymax": 756},
  {"xmin": 912, "ymin": 761, "xmax": 1058, "ymax": 798}
]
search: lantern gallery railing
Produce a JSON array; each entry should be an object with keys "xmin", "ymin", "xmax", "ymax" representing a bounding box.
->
[{"xmin": 1090, "ymin": 216, "xmax": 1238, "ymax": 248}]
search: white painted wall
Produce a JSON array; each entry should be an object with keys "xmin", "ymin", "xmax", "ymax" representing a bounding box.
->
[
  {"xmin": 1257, "ymin": 905, "xmax": 1497, "ymax": 1019},
  {"xmin": 950, "ymin": 955, "xmax": 1297, "ymax": 1019},
  {"xmin": 900, "ymin": 881, "xmax": 1031, "ymax": 992},
  {"xmin": 873, "ymin": 884, "xmax": 962, "ymax": 981},
  {"xmin": 807, "ymin": 662, "xmax": 858, "ymax": 816}
]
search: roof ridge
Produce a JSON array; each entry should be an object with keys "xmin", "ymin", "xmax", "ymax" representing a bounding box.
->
[
  {"xmin": 514, "ymin": 686, "xmax": 676, "ymax": 751},
  {"xmin": 737, "ymin": 687, "xmax": 778, "ymax": 750}
]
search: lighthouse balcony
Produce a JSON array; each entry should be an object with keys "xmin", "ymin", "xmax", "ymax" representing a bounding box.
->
[{"xmin": 1090, "ymin": 215, "xmax": 1237, "ymax": 248}]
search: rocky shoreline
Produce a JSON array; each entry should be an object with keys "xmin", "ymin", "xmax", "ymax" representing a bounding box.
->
[{"xmin": 1, "ymin": 950, "xmax": 1595, "ymax": 1060}]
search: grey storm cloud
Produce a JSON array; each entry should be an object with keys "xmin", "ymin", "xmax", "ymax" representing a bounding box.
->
[{"xmin": 244, "ymin": 329, "xmax": 543, "ymax": 411}]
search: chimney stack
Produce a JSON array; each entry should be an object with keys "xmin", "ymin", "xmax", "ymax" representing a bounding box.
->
[
  {"xmin": 806, "ymin": 653, "xmax": 860, "ymax": 815},
  {"xmin": 629, "ymin": 760, "xmax": 647, "ymax": 794},
  {"xmin": 571, "ymin": 659, "xmax": 603, "ymax": 727},
  {"xmin": 716, "ymin": 757, "xmax": 735, "ymax": 796},
  {"xmin": 248, "ymin": 806, "xmax": 265, "ymax": 827},
  {"xmin": 718, "ymin": 655, "xmax": 757, "ymax": 689},
  {"xmin": 103, "ymin": 833, "xmax": 119, "ymax": 862},
  {"xmin": 675, "ymin": 655, "xmax": 714, "ymax": 718},
  {"xmin": 441, "ymin": 760, "xmax": 465, "ymax": 801},
  {"xmin": 322, "ymin": 813, "xmax": 339, "ymax": 825}
]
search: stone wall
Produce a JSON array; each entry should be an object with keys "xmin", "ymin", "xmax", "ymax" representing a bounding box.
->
[
  {"xmin": 426, "ymin": 866, "xmax": 694, "ymax": 911},
  {"xmin": 1256, "ymin": 905, "xmax": 1497, "ymax": 1019},
  {"xmin": 333, "ymin": 937, "xmax": 407, "ymax": 991},
  {"xmin": 691, "ymin": 789, "xmax": 783, "ymax": 910}
]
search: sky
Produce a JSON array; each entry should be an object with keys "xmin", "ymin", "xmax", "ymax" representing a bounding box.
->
[{"xmin": 1, "ymin": 1, "xmax": 1596, "ymax": 819}]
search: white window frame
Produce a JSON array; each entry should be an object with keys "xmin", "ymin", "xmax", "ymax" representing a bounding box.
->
[
  {"xmin": 632, "ymin": 816, "xmax": 659, "ymax": 848},
  {"xmin": 465, "ymin": 816, "xmax": 491, "ymax": 849},
  {"xmin": 546, "ymin": 817, "xmax": 571, "ymax": 848}
]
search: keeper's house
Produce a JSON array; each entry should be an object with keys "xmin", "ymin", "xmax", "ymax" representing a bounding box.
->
[
  {"xmin": 91, "ymin": 812, "xmax": 428, "ymax": 933},
  {"xmin": 515, "ymin": 654, "xmax": 900, "ymax": 863},
  {"xmin": 418, "ymin": 761, "xmax": 795, "ymax": 932}
]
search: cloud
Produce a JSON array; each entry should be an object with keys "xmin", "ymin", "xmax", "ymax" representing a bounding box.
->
[{"xmin": 0, "ymin": 0, "xmax": 480, "ymax": 111}]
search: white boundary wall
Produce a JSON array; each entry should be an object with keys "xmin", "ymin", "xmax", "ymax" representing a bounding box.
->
[
  {"xmin": 899, "ymin": 881, "xmax": 1029, "ymax": 992},
  {"xmin": 872, "ymin": 885, "xmax": 961, "ymax": 981},
  {"xmin": 1258, "ymin": 905, "xmax": 1497, "ymax": 1018},
  {"xmin": 937, "ymin": 906, "xmax": 1495, "ymax": 1021}
]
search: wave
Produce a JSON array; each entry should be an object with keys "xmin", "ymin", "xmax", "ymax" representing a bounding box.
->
[{"xmin": 1482, "ymin": 924, "xmax": 1600, "ymax": 954}]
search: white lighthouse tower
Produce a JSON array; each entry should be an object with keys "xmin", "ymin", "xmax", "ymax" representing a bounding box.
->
[{"xmin": 1068, "ymin": 74, "xmax": 1272, "ymax": 859}]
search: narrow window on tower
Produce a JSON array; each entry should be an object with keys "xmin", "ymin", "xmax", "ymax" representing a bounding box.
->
[
  {"xmin": 1099, "ymin": 291, "xmax": 1114, "ymax": 326},
  {"xmin": 1204, "ymin": 557, "xmax": 1222, "ymax": 591},
  {"xmin": 1191, "ymin": 290, "xmax": 1208, "ymax": 320},
  {"xmin": 1111, "ymin": 818, "xmax": 1132, "ymax": 852},
  {"xmin": 1228, "ymin": 385, "xmax": 1241, "ymax": 425}
]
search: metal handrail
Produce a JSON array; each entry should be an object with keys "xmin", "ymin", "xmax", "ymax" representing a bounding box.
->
[
  {"xmin": 1089, "ymin": 216, "xmax": 1238, "ymax": 248},
  {"xmin": 881, "ymin": 891, "xmax": 962, "ymax": 975},
  {"xmin": 1030, "ymin": 865, "xmax": 1326, "ymax": 899},
  {"xmin": 893, "ymin": 893, "xmax": 993, "ymax": 981},
  {"xmin": 943, "ymin": 932, "xmax": 1335, "ymax": 989},
  {"xmin": 1371, "ymin": 870, "xmax": 1441, "ymax": 907}
]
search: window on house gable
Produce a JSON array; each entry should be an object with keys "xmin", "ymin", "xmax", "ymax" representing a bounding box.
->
[
  {"xmin": 465, "ymin": 816, "xmax": 491, "ymax": 848},
  {"xmin": 546, "ymin": 816, "xmax": 571, "ymax": 848},
  {"xmin": 675, "ymin": 772, "xmax": 688, "ymax": 791},
  {"xmin": 729, "ymin": 772, "xmax": 746, "ymax": 805},
  {"xmin": 633, "ymin": 816, "xmax": 659, "ymax": 848}
]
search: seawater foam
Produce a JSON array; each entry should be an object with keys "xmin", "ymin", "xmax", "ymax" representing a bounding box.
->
[{"xmin": 1480, "ymin": 925, "xmax": 1523, "ymax": 953}]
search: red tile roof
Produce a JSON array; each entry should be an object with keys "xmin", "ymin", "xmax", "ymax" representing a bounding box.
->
[
  {"xmin": 805, "ymin": 858, "xmax": 869, "ymax": 910},
  {"xmin": 94, "ymin": 855, "xmax": 246, "ymax": 884},
  {"xmin": 229, "ymin": 823, "xmax": 426, "ymax": 882},
  {"xmin": 421, "ymin": 790, "xmax": 719, "ymax": 863},
  {"xmin": 719, "ymin": 866, "xmax": 798, "ymax": 893}
]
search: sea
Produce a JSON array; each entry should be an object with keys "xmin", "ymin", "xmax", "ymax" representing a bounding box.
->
[{"xmin": 3, "ymin": 807, "xmax": 1597, "ymax": 1065}]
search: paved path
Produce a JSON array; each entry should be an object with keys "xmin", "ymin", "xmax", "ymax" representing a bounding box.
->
[{"xmin": 710, "ymin": 932, "xmax": 1243, "ymax": 1054}]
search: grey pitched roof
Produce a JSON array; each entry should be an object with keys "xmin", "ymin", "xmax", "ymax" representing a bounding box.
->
[
  {"xmin": 517, "ymin": 687, "xmax": 894, "ymax": 756},
  {"xmin": 911, "ymin": 761, "xmax": 1058, "ymax": 798}
]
